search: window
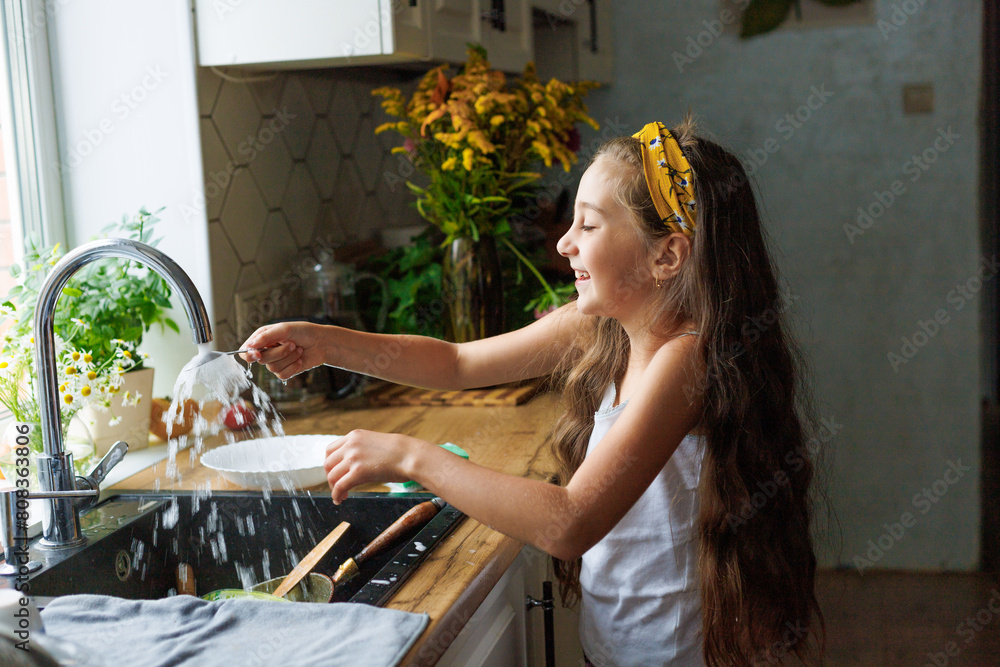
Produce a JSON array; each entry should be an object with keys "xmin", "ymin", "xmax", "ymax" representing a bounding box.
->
[
  {"xmin": 0, "ymin": 0, "xmax": 65, "ymax": 418},
  {"xmin": 0, "ymin": 124, "xmax": 15, "ymax": 305}
]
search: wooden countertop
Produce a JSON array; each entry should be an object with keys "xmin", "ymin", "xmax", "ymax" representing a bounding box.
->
[{"xmin": 111, "ymin": 392, "xmax": 561, "ymax": 666}]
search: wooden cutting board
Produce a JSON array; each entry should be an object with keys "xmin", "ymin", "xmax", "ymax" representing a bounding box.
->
[{"xmin": 364, "ymin": 377, "xmax": 546, "ymax": 407}]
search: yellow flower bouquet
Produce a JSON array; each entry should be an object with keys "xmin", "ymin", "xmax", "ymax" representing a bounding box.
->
[
  {"xmin": 374, "ymin": 45, "xmax": 598, "ymax": 243},
  {"xmin": 373, "ymin": 46, "xmax": 598, "ymax": 340}
]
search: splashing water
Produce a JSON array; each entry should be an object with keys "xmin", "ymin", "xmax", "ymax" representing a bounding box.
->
[
  {"xmin": 153, "ymin": 343, "xmax": 329, "ymax": 598},
  {"xmin": 163, "ymin": 342, "xmax": 285, "ymax": 485}
]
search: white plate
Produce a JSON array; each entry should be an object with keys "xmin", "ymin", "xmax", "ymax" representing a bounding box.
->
[{"xmin": 200, "ymin": 434, "xmax": 341, "ymax": 489}]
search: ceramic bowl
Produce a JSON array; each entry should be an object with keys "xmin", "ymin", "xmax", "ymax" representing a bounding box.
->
[
  {"xmin": 250, "ymin": 573, "xmax": 334, "ymax": 603},
  {"xmin": 200, "ymin": 589, "xmax": 290, "ymax": 602},
  {"xmin": 199, "ymin": 434, "xmax": 341, "ymax": 489}
]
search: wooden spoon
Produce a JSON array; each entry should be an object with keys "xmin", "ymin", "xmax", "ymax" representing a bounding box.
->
[{"xmin": 273, "ymin": 521, "xmax": 350, "ymax": 599}]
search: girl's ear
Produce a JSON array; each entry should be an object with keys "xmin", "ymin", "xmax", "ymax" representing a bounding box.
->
[{"xmin": 651, "ymin": 233, "xmax": 691, "ymax": 282}]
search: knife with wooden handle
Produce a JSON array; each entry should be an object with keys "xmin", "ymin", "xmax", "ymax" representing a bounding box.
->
[{"xmin": 332, "ymin": 498, "xmax": 445, "ymax": 586}]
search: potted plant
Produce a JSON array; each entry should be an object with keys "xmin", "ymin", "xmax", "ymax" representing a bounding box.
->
[
  {"xmin": 373, "ymin": 46, "xmax": 598, "ymax": 341},
  {"xmin": 0, "ymin": 207, "xmax": 177, "ymax": 467}
]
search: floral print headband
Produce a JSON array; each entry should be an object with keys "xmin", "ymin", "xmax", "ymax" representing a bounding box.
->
[{"xmin": 632, "ymin": 122, "xmax": 697, "ymax": 238}]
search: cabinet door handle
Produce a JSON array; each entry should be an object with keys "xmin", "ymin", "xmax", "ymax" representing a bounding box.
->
[{"xmin": 482, "ymin": 0, "xmax": 506, "ymax": 32}]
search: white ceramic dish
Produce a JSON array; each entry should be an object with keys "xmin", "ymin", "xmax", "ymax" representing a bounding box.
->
[{"xmin": 200, "ymin": 434, "xmax": 341, "ymax": 489}]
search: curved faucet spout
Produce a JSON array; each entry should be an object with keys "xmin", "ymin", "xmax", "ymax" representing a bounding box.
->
[{"xmin": 31, "ymin": 238, "xmax": 212, "ymax": 548}]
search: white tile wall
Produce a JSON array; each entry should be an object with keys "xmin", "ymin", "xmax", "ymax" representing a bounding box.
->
[{"xmin": 196, "ymin": 67, "xmax": 424, "ymax": 347}]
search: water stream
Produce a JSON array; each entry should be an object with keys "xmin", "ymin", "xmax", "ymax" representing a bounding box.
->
[{"xmin": 151, "ymin": 345, "xmax": 311, "ymax": 594}]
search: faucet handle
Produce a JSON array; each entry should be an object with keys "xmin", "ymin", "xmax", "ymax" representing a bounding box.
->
[{"xmin": 76, "ymin": 441, "xmax": 129, "ymax": 494}]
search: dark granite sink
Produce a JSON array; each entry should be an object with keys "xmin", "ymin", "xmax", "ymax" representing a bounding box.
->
[{"xmin": 0, "ymin": 491, "xmax": 464, "ymax": 606}]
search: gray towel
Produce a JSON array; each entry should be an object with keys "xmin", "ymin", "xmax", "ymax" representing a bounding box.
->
[{"xmin": 40, "ymin": 594, "xmax": 428, "ymax": 667}]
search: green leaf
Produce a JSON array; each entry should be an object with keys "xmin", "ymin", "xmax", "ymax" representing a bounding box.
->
[
  {"xmin": 165, "ymin": 318, "xmax": 180, "ymax": 334},
  {"xmin": 61, "ymin": 287, "xmax": 83, "ymax": 297},
  {"xmin": 741, "ymin": 0, "xmax": 792, "ymax": 38},
  {"xmin": 9, "ymin": 264, "xmax": 21, "ymax": 278}
]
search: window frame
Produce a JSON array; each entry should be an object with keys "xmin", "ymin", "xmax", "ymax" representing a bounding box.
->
[
  {"xmin": 0, "ymin": 0, "xmax": 65, "ymax": 249},
  {"xmin": 0, "ymin": 0, "xmax": 65, "ymax": 424}
]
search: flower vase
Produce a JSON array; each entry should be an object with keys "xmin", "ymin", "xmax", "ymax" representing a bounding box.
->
[
  {"xmin": 78, "ymin": 366, "xmax": 154, "ymax": 457},
  {"xmin": 442, "ymin": 236, "xmax": 504, "ymax": 343}
]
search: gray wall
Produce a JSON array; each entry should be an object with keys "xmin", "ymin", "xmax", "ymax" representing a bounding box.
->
[{"xmin": 582, "ymin": 1, "xmax": 983, "ymax": 569}]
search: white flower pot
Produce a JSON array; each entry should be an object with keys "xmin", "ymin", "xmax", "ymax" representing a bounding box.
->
[{"xmin": 78, "ymin": 367, "xmax": 154, "ymax": 457}]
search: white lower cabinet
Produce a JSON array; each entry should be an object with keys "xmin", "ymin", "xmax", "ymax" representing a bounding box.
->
[{"xmin": 437, "ymin": 548, "xmax": 549, "ymax": 666}]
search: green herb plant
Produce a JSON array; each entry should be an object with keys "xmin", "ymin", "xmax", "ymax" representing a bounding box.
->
[{"xmin": 0, "ymin": 207, "xmax": 175, "ymax": 443}]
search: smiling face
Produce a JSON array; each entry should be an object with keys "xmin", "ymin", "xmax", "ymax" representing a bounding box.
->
[{"xmin": 556, "ymin": 157, "xmax": 656, "ymax": 322}]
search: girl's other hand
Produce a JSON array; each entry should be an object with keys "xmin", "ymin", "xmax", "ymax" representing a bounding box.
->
[
  {"xmin": 324, "ymin": 430, "xmax": 421, "ymax": 504},
  {"xmin": 240, "ymin": 321, "xmax": 324, "ymax": 380}
]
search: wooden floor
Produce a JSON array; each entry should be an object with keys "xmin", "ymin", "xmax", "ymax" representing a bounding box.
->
[{"xmin": 817, "ymin": 569, "xmax": 1000, "ymax": 665}]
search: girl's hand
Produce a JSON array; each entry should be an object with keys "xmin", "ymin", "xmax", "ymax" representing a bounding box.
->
[
  {"xmin": 324, "ymin": 430, "xmax": 423, "ymax": 504},
  {"xmin": 239, "ymin": 322, "xmax": 325, "ymax": 380}
]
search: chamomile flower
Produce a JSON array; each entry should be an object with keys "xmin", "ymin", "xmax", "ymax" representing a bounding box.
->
[
  {"xmin": 108, "ymin": 416, "xmax": 122, "ymax": 427},
  {"xmin": 69, "ymin": 318, "xmax": 91, "ymax": 331}
]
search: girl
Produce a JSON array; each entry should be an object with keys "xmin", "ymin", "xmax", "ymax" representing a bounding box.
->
[{"xmin": 242, "ymin": 117, "xmax": 824, "ymax": 666}]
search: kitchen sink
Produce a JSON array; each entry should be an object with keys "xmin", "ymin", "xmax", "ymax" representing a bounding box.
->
[{"xmin": 0, "ymin": 491, "xmax": 464, "ymax": 606}]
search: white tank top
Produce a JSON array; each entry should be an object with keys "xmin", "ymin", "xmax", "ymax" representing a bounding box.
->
[{"xmin": 579, "ymin": 383, "xmax": 707, "ymax": 666}]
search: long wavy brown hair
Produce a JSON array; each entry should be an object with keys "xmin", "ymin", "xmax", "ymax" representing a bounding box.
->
[{"xmin": 548, "ymin": 116, "xmax": 826, "ymax": 665}]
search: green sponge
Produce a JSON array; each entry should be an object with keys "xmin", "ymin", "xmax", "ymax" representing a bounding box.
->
[{"xmin": 385, "ymin": 442, "xmax": 470, "ymax": 493}]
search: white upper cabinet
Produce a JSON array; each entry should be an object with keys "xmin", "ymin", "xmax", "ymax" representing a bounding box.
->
[
  {"xmin": 194, "ymin": 0, "xmax": 608, "ymax": 79},
  {"xmin": 194, "ymin": 0, "xmax": 428, "ymax": 69}
]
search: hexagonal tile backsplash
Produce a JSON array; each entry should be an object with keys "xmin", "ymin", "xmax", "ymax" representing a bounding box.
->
[{"xmin": 197, "ymin": 67, "xmax": 422, "ymax": 347}]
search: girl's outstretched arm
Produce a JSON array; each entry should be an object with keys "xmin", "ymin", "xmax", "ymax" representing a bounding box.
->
[
  {"xmin": 241, "ymin": 302, "xmax": 583, "ymax": 390},
  {"xmin": 323, "ymin": 334, "xmax": 704, "ymax": 560}
]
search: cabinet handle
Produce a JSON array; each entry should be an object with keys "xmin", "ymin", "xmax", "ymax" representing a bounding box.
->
[
  {"xmin": 588, "ymin": 0, "xmax": 598, "ymax": 53},
  {"xmin": 482, "ymin": 0, "xmax": 506, "ymax": 32},
  {"xmin": 526, "ymin": 580, "xmax": 556, "ymax": 667}
]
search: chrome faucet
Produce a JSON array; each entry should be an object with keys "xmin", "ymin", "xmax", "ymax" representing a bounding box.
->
[{"xmin": 31, "ymin": 238, "xmax": 212, "ymax": 548}]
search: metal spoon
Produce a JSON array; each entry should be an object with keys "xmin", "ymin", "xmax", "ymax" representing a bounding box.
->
[{"xmin": 184, "ymin": 345, "xmax": 277, "ymax": 371}]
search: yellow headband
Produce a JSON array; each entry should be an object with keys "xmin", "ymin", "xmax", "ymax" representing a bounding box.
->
[{"xmin": 632, "ymin": 122, "xmax": 697, "ymax": 237}]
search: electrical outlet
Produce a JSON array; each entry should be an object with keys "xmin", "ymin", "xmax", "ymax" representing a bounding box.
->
[{"xmin": 903, "ymin": 83, "xmax": 935, "ymax": 115}]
